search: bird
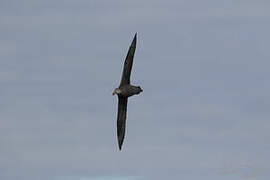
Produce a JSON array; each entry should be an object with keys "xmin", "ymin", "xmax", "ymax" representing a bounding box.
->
[{"xmin": 112, "ymin": 33, "xmax": 143, "ymax": 150}]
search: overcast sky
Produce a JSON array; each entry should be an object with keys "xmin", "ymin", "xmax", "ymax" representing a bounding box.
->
[{"xmin": 1, "ymin": 0, "xmax": 270, "ymax": 180}]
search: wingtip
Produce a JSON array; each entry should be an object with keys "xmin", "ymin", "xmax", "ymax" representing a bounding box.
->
[
  {"xmin": 133, "ymin": 33, "xmax": 137, "ymax": 41},
  {"xmin": 131, "ymin": 33, "xmax": 137, "ymax": 46},
  {"xmin": 133, "ymin": 33, "xmax": 137, "ymax": 40},
  {"xmin": 118, "ymin": 143, "xmax": 122, "ymax": 151}
]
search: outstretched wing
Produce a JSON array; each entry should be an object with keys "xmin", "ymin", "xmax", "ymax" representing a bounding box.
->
[
  {"xmin": 120, "ymin": 33, "xmax": 137, "ymax": 86},
  {"xmin": 117, "ymin": 96, "xmax": 128, "ymax": 150}
]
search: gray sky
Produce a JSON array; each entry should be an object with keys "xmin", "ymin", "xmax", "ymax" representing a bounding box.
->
[{"xmin": 1, "ymin": 0, "xmax": 270, "ymax": 179}]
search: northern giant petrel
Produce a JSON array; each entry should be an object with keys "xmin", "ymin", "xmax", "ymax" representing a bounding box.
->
[{"xmin": 112, "ymin": 33, "xmax": 143, "ymax": 150}]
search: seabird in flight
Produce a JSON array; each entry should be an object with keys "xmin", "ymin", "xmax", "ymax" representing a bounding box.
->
[{"xmin": 112, "ymin": 33, "xmax": 143, "ymax": 150}]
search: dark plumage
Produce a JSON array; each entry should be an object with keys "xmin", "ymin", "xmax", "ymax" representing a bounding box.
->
[{"xmin": 112, "ymin": 33, "xmax": 143, "ymax": 150}]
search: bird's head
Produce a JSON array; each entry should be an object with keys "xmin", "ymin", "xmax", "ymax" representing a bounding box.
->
[{"xmin": 112, "ymin": 88, "xmax": 121, "ymax": 96}]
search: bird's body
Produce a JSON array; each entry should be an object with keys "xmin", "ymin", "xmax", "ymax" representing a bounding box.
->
[
  {"xmin": 113, "ymin": 85, "xmax": 142, "ymax": 98},
  {"xmin": 113, "ymin": 33, "xmax": 142, "ymax": 150}
]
